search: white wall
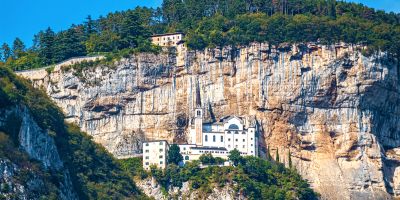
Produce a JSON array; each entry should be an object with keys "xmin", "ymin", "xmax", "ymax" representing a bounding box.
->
[
  {"xmin": 143, "ymin": 141, "xmax": 168, "ymax": 170},
  {"xmin": 202, "ymin": 132, "xmax": 225, "ymax": 147}
]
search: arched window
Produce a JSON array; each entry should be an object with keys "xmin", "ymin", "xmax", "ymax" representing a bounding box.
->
[
  {"xmin": 185, "ymin": 156, "xmax": 189, "ymax": 160},
  {"xmin": 205, "ymin": 135, "xmax": 208, "ymax": 142},
  {"xmin": 197, "ymin": 110, "xmax": 201, "ymax": 117},
  {"xmin": 213, "ymin": 135, "xmax": 216, "ymax": 142},
  {"xmin": 228, "ymin": 124, "xmax": 239, "ymax": 130}
]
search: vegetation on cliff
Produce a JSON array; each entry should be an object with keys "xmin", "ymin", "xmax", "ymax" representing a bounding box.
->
[
  {"xmin": 0, "ymin": 132, "xmax": 60, "ymax": 199},
  {"xmin": 1, "ymin": 0, "xmax": 399, "ymax": 71},
  {"xmin": 0, "ymin": 66, "xmax": 149, "ymax": 199},
  {"xmin": 121, "ymin": 152, "xmax": 318, "ymax": 200}
]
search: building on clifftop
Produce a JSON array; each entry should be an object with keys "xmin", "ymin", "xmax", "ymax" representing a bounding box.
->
[{"xmin": 150, "ymin": 32, "xmax": 187, "ymax": 67}]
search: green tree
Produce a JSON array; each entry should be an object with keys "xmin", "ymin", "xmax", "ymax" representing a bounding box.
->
[
  {"xmin": 119, "ymin": 11, "xmax": 149, "ymax": 49},
  {"xmin": 12, "ymin": 38, "xmax": 25, "ymax": 59},
  {"xmin": 167, "ymin": 144, "xmax": 183, "ymax": 165},
  {"xmin": 228, "ymin": 149, "xmax": 242, "ymax": 166},
  {"xmin": 85, "ymin": 31, "xmax": 121, "ymax": 53},
  {"xmin": 84, "ymin": 15, "xmax": 96, "ymax": 37},
  {"xmin": 199, "ymin": 153, "xmax": 216, "ymax": 165},
  {"xmin": 38, "ymin": 27, "xmax": 56, "ymax": 65},
  {"xmin": 54, "ymin": 27, "xmax": 86, "ymax": 62},
  {"xmin": 0, "ymin": 43, "xmax": 11, "ymax": 62},
  {"xmin": 275, "ymin": 148, "xmax": 280, "ymax": 163},
  {"xmin": 266, "ymin": 146, "xmax": 272, "ymax": 161},
  {"xmin": 162, "ymin": 0, "xmax": 186, "ymax": 24}
]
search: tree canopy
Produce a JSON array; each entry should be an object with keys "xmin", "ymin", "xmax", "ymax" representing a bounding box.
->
[
  {"xmin": 167, "ymin": 144, "xmax": 183, "ymax": 165},
  {"xmin": 1, "ymin": 0, "xmax": 399, "ymax": 71}
]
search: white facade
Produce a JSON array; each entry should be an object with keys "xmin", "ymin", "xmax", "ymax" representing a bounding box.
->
[
  {"xmin": 151, "ymin": 33, "xmax": 184, "ymax": 47},
  {"xmin": 143, "ymin": 85, "xmax": 259, "ymax": 170},
  {"xmin": 150, "ymin": 32, "xmax": 187, "ymax": 66},
  {"xmin": 190, "ymin": 116, "xmax": 258, "ymax": 157},
  {"xmin": 142, "ymin": 140, "xmax": 169, "ymax": 170}
]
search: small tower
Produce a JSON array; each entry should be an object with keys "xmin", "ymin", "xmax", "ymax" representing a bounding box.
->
[{"xmin": 194, "ymin": 78, "xmax": 203, "ymax": 146}]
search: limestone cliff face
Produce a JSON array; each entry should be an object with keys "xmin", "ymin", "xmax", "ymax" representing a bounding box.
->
[
  {"xmin": 137, "ymin": 178, "xmax": 244, "ymax": 200},
  {"xmin": 18, "ymin": 43, "xmax": 400, "ymax": 199}
]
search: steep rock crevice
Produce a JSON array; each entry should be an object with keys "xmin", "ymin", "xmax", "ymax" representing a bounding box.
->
[{"xmin": 18, "ymin": 44, "xmax": 400, "ymax": 199}]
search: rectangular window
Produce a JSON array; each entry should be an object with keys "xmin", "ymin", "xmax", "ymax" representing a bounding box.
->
[
  {"xmin": 235, "ymin": 139, "xmax": 238, "ymax": 142},
  {"xmin": 251, "ymin": 138, "xmax": 253, "ymax": 140},
  {"xmin": 145, "ymin": 162, "xmax": 149, "ymax": 165},
  {"xmin": 145, "ymin": 150, "xmax": 149, "ymax": 153},
  {"xmin": 251, "ymin": 144, "xmax": 253, "ymax": 146},
  {"xmin": 145, "ymin": 143, "xmax": 149, "ymax": 146},
  {"xmin": 243, "ymin": 145, "xmax": 245, "ymax": 148},
  {"xmin": 145, "ymin": 156, "xmax": 149, "ymax": 159},
  {"xmin": 159, "ymin": 155, "xmax": 163, "ymax": 159},
  {"xmin": 159, "ymin": 142, "xmax": 163, "ymax": 145},
  {"xmin": 221, "ymin": 136, "xmax": 223, "ymax": 142},
  {"xmin": 235, "ymin": 145, "xmax": 238, "ymax": 148},
  {"xmin": 213, "ymin": 135, "xmax": 216, "ymax": 142},
  {"xmin": 160, "ymin": 161, "xmax": 163, "ymax": 164},
  {"xmin": 228, "ymin": 145, "xmax": 231, "ymax": 148},
  {"xmin": 159, "ymin": 149, "xmax": 163, "ymax": 152},
  {"xmin": 228, "ymin": 138, "xmax": 231, "ymax": 141},
  {"xmin": 243, "ymin": 139, "xmax": 245, "ymax": 142}
]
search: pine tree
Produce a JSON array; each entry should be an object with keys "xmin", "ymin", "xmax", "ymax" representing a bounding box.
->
[
  {"xmin": 266, "ymin": 146, "xmax": 272, "ymax": 161},
  {"xmin": 38, "ymin": 27, "xmax": 56, "ymax": 65},
  {"xmin": 84, "ymin": 15, "xmax": 96, "ymax": 37},
  {"xmin": 12, "ymin": 38, "xmax": 25, "ymax": 59},
  {"xmin": 0, "ymin": 43, "xmax": 11, "ymax": 62},
  {"xmin": 119, "ymin": 12, "xmax": 148, "ymax": 49}
]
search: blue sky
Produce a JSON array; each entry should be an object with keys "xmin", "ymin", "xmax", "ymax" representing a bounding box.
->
[{"xmin": 0, "ymin": 0, "xmax": 399, "ymax": 47}]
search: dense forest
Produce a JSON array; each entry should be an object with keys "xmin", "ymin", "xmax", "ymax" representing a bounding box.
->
[
  {"xmin": 0, "ymin": 66, "xmax": 150, "ymax": 199},
  {"xmin": 0, "ymin": 0, "xmax": 399, "ymax": 71}
]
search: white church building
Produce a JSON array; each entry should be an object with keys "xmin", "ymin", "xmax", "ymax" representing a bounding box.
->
[{"xmin": 143, "ymin": 78, "xmax": 259, "ymax": 169}]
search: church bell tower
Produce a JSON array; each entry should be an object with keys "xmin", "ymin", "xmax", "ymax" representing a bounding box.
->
[{"xmin": 194, "ymin": 78, "xmax": 203, "ymax": 146}]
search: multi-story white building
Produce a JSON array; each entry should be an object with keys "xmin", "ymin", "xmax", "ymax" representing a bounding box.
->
[
  {"xmin": 142, "ymin": 140, "xmax": 169, "ymax": 170},
  {"xmin": 142, "ymin": 80, "xmax": 259, "ymax": 170}
]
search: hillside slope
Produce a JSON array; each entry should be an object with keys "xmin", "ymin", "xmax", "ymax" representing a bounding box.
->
[{"xmin": 0, "ymin": 67, "xmax": 148, "ymax": 199}]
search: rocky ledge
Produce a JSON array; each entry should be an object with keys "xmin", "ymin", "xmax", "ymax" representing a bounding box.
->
[{"xmin": 17, "ymin": 43, "xmax": 400, "ymax": 199}]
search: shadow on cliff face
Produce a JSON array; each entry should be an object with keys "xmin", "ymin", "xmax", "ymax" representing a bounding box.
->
[
  {"xmin": 174, "ymin": 113, "xmax": 188, "ymax": 144},
  {"xmin": 358, "ymin": 55, "xmax": 400, "ymax": 195}
]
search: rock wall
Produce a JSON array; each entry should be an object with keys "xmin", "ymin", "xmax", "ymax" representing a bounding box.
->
[
  {"xmin": 137, "ymin": 177, "xmax": 243, "ymax": 200},
  {"xmin": 0, "ymin": 106, "xmax": 77, "ymax": 200},
  {"xmin": 18, "ymin": 43, "xmax": 400, "ymax": 199}
]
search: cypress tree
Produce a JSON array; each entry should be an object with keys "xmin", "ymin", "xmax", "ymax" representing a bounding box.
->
[{"xmin": 275, "ymin": 148, "xmax": 280, "ymax": 163}]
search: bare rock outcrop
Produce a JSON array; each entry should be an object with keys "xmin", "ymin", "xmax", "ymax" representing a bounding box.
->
[{"xmin": 18, "ymin": 43, "xmax": 400, "ymax": 199}]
